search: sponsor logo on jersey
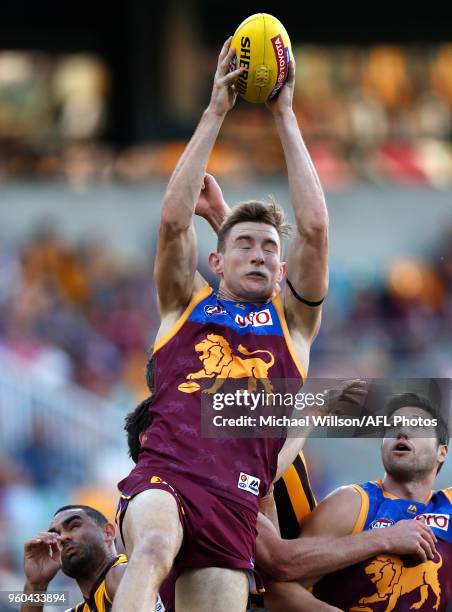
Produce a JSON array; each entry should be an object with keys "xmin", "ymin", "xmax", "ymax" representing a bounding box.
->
[
  {"xmin": 204, "ymin": 304, "xmax": 227, "ymax": 316},
  {"xmin": 370, "ymin": 518, "xmax": 395, "ymax": 529},
  {"xmin": 238, "ymin": 472, "xmax": 261, "ymax": 496},
  {"xmin": 155, "ymin": 593, "xmax": 165, "ymax": 612},
  {"xmin": 415, "ymin": 513, "xmax": 450, "ymax": 531},
  {"xmin": 235, "ymin": 308, "xmax": 273, "ymax": 328}
]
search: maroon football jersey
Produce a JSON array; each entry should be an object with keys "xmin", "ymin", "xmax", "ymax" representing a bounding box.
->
[{"xmin": 119, "ymin": 285, "xmax": 305, "ymax": 513}]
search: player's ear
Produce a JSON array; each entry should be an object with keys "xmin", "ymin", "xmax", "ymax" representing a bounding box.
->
[
  {"xmin": 103, "ymin": 522, "xmax": 116, "ymax": 544},
  {"xmin": 278, "ymin": 261, "xmax": 286, "ymax": 283},
  {"xmin": 438, "ymin": 443, "xmax": 448, "ymax": 467},
  {"xmin": 208, "ymin": 251, "xmax": 223, "ymax": 275},
  {"xmin": 139, "ymin": 432, "xmax": 147, "ymax": 446}
]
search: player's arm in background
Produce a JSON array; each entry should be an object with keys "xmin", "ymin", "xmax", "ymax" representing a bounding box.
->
[
  {"xmin": 256, "ymin": 485, "xmax": 438, "ymax": 585},
  {"xmin": 21, "ymin": 532, "xmax": 62, "ymax": 612},
  {"xmin": 267, "ymin": 59, "xmax": 329, "ymax": 373},
  {"xmin": 154, "ymin": 39, "xmax": 244, "ymax": 329},
  {"xmin": 258, "ymin": 486, "xmax": 342, "ymax": 611}
]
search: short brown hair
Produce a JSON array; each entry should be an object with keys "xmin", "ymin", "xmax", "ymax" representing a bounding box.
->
[{"xmin": 217, "ymin": 199, "xmax": 291, "ymax": 252}]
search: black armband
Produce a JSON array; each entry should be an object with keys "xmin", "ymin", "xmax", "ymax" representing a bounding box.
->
[{"xmin": 286, "ymin": 278, "xmax": 325, "ymax": 307}]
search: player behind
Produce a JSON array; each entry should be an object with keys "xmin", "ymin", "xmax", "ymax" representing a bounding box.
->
[
  {"xmin": 21, "ymin": 505, "xmax": 169, "ymax": 612},
  {"xmin": 113, "ymin": 36, "xmax": 328, "ymax": 612},
  {"xmin": 21, "ymin": 505, "xmax": 128, "ymax": 612},
  {"xmin": 256, "ymin": 393, "xmax": 451, "ymax": 611}
]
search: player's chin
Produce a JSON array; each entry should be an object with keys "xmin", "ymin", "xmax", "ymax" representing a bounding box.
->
[{"xmin": 242, "ymin": 280, "xmax": 272, "ymax": 301}]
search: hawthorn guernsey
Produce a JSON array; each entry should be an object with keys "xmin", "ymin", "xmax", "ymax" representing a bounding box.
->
[{"xmin": 231, "ymin": 13, "xmax": 292, "ymax": 103}]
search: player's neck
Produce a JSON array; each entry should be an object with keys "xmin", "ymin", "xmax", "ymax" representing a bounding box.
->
[
  {"xmin": 217, "ymin": 285, "xmax": 270, "ymax": 306},
  {"xmin": 381, "ymin": 473, "xmax": 434, "ymax": 504},
  {"xmin": 77, "ymin": 554, "xmax": 117, "ymax": 599}
]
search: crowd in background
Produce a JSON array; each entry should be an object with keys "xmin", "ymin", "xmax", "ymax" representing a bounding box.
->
[{"xmin": 0, "ymin": 44, "xmax": 452, "ymax": 189}]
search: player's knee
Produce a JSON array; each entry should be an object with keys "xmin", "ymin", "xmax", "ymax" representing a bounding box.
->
[{"xmin": 133, "ymin": 530, "xmax": 174, "ymax": 574}]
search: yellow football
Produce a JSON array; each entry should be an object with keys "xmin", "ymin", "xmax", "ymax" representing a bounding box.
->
[{"xmin": 230, "ymin": 13, "xmax": 292, "ymax": 104}]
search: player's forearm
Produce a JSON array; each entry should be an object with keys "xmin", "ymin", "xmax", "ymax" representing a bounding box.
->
[
  {"xmin": 273, "ymin": 531, "xmax": 390, "ymax": 582},
  {"xmin": 162, "ymin": 108, "xmax": 226, "ymax": 230},
  {"xmin": 20, "ymin": 581, "xmax": 47, "ymax": 612},
  {"xmin": 275, "ymin": 436, "xmax": 309, "ymax": 481},
  {"xmin": 273, "ymin": 109, "xmax": 328, "ymax": 235}
]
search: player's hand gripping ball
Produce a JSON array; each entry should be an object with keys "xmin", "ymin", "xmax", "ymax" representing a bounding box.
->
[{"xmin": 230, "ymin": 13, "xmax": 292, "ymax": 104}]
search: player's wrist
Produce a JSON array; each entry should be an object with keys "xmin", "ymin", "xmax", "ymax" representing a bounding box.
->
[
  {"xmin": 370, "ymin": 528, "xmax": 392, "ymax": 554},
  {"xmin": 270, "ymin": 105, "xmax": 295, "ymax": 119},
  {"xmin": 24, "ymin": 580, "xmax": 49, "ymax": 592},
  {"xmin": 205, "ymin": 103, "xmax": 228, "ymax": 120}
]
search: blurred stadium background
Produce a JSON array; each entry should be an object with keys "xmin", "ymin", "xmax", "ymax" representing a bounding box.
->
[{"xmin": 0, "ymin": 0, "xmax": 452, "ymax": 606}]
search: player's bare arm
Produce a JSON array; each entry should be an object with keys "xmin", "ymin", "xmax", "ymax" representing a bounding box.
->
[
  {"xmin": 154, "ymin": 40, "xmax": 243, "ymax": 336},
  {"xmin": 267, "ymin": 59, "xmax": 329, "ymax": 372},
  {"xmin": 21, "ymin": 532, "xmax": 62, "ymax": 612},
  {"xmin": 256, "ymin": 485, "xmax": 438, "ymax": 584},
  {"xmin": 104, "ymin": 562, "xmax": 127, "ymax": 601}
]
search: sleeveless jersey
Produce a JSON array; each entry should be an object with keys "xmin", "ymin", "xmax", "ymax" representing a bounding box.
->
[
  {"xmin": 274, "ymin": 451, "xmax": 316, "ymax": 538},
  {"xmin": 314, "ymin": 481, "xmax": 452, "ymax": 611},
  {"xmin": 120, "ymin": 284, "xmax": 305, "ymax": 513}
]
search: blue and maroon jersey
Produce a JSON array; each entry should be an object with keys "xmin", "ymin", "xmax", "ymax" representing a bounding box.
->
[
  {"xmin": 119, "ymin": 284, "xmax": 305, "ymax": 513},
  {"xmin": 314, "ymin": 481, "xmax": 452, "ymax": 611}
]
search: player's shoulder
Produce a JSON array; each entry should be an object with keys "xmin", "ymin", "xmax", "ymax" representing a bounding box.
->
[
  {"xmin": 105, "ymin": 554, "xmax": 128, "ymax": 600},
  {"xmin": 324, "ymin": 484, "xmax": 364, "ymax": 504},
  {"xmin": 302, "ymin": 485, "xmax": 363, "ymax": 537},
  {"xmin": 438, "ymin": 486, "xmax": 452, "ymax": 505}
]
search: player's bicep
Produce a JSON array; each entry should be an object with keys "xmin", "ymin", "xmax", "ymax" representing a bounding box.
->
[
  {"xmin": 301, "ymin": 486, "xmax": 362, "ymax": 538},
  {"xmin": 154, "ymin": 220, "xmax": 198, "ymax": 315},
  {"xmin": 283, "ymin": 228, "xmax": 328, "ymax": 342}
]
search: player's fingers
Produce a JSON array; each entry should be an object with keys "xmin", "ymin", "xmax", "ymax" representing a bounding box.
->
[
  {"xmin": 414, "ymin": 542, "xmax": 428, "ymax": 563},
  {"xmin": 287, "ymin": 59, "xmax": 296, "ymax": 83},
  {"xmin": 418, "ymin": 535, "xmax": 435, "ymax": 560},
  {"xmin": 219, "ymin": 46, "xmax": 237, "ymax": 76},
  {"xmin": 218, "ymin": 37, "xmax": 232, "ymax": 63},
  {"xmin": 418, "ymin": 523, "xmax": 438, "ymax": 548},
  {"xmin": 222, "ymin": 68, "xmax": 244, "ymax": 85}
]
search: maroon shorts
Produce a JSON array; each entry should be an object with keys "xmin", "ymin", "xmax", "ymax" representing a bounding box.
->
[{"xmin": 116, "ymin": 468, "xmax": 258, "ymax": 576}]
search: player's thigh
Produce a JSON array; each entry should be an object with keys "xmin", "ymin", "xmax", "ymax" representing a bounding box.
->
[
  {"xmin": 122, "ymin": 488, "xmax": 183, "ymax": 558},
  {"xmin": 175, "ymin": 567, "xmax": 248, "ymax": 612}
]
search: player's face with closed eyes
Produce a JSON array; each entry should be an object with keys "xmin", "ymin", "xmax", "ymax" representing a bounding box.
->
[{"xmin": 214, "ymin": 222, "xmax": 284, "ymax": 301}]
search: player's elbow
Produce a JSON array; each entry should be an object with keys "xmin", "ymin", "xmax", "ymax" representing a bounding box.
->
[
  {"xmin": 262, "ymin": 540, "xmax": 294, "ymax": 582},
  {"xmin": 298, "ymin": 212, "xmax": 329, "ymax": 242},
  {"xmin": 160, "ymin": 204, "xmax": 192, "ymax": 235}
]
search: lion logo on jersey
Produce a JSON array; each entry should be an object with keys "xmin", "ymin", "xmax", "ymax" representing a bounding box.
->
[
  {"xmin": 351, "ymin": 553, "xmax": 443, "ymax": 612},
  {"xmin": 178, "ymin": 334, "xmax": 275, "ymax": 394}
]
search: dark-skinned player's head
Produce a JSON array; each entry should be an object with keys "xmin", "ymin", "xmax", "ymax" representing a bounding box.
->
[
  {"xmin": 381, "ymin": 393, "xmax": 449, "ymax": 481},
  {"xmin": 49, "ymin": 505, "xmax": 116, "ymax": 579},
  {"xmin": 209, "ymin": 199, "xmax": 290, "ymax": 302}
]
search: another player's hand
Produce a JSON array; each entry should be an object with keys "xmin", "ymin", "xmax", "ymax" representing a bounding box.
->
[
  {"xmin": 384, "ymin": 519, "xmax": 438, "ymax": 562},
  {"xmin": 266, "ymin": 58, "xmax": 295, "ymax": 115},
  {"xmin": 325, "ymin": 379, "xmax": 369, "ymax": 415},
  {"xmin": 195, "ymin": 174, "xmax": 231, "ymax": 230},
  {"xmin": 209, "ymin": 37, "xmax": 244, "ymax": 116},
  {"xmin": 24, "ymin": 532, "xmax": 62, "ymax": 587}
]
